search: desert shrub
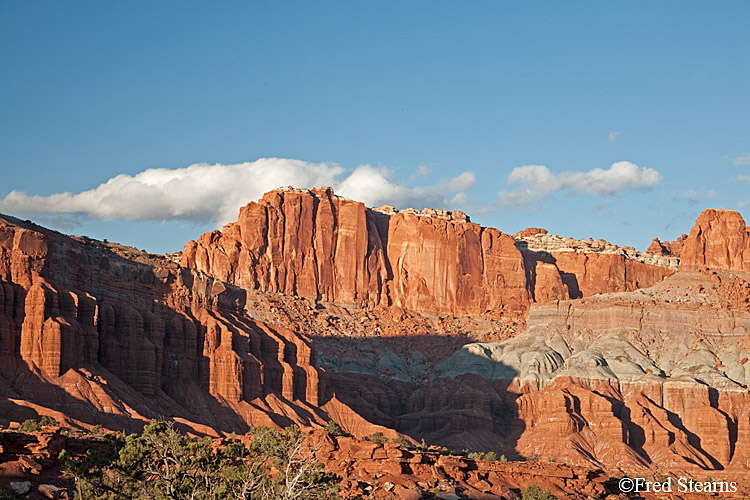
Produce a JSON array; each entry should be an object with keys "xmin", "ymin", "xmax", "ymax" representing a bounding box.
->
[
  {"xmin": 522, "ymin": 484, "xmax": 558, "ymax": 500},
  {"xmin": 467, "ymin": 451, "xmax": 498, "ymax": 461},
  {"xmin": 324, "ymin": 421, "xmax": 349, "ymax": 437},
  {"xmin": 60, "ymin": 420, "xmax": 339, "ymax": 500},
  {"xmin": 392, "ymin": 436, "xmax": 411, "ymax": 448},
  {"xmin": 365, "ymin": 432, "xmax": 388, "ymax": 444},
  {"xmin": 19, "ymin": 419, "xmax": 41, "ymax": 432},
  {"xmin": 19, "ymin": 416, "xmax": 59, "ymax": 432}
]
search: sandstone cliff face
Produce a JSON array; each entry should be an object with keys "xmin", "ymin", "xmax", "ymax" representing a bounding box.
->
[
  {"xmin": 680, "ymin": 209, "xmax": 750, "ymax": 271},
  {"xmin": 0, "ymin": 214, "xmax": 324, "ymax": 433},
  {"xmin": 647, "ymin": 234, "xmax": 687, "ymax": 256},
  {"xmin": 424, "ymin": 269, "xmax": 750, "ymax": 473},
  {"xmin": 515, "ymin": 232, "xmax": 676, "ymax": 299},
  {"xmin": 182, "ymin": 187, "xmax": 531, "ymax": 315},
  {"xmin": 6, "ymin": 196, "xmax": 750, "ymax": 481},
  {"xmin": 320, "ymin": 209, "xmax": 750, "ymax": 475},
  {"xmin": 183, "ymin": 188, "xmax": 676, "ymax": 315}
]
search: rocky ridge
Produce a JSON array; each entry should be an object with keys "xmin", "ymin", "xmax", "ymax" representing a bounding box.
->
[
  {"xmin": 182, "ymin": 187, "xmax": 675, "ymax": 316},
  {"xmin": 514, "ymin": 232, "xmax": 679, "ymax": 269},
  {"xmin": 6, "ymin": 425, "xmax": 747, "ymax": 499},
  {"xmin": 428, "ymin": 209, "xmax": 750, "ymax": 476},
  {"xmin": 0, "ymin": 213, "xmax": 343, "ymax": 435}
]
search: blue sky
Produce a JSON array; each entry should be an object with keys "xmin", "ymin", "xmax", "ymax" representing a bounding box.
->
[{"xmin": 1, "ymin": 1, "xmax": 748, "ymax": 253}]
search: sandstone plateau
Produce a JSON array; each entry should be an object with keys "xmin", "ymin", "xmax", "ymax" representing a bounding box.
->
[{"xmin": 2, "ymin": 188, "xmax": 750, "ymax": 498}]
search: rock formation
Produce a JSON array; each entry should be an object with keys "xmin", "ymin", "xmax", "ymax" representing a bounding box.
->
[
  {"xmin": 3, "ymin": 194, "xmax": 750, "ymax": 489},
  {"xmin": 415, "ymin": 210, "xmax": 750, "ymax": 476},
  {"xmin": 0, "ymin": 214, "xmax": 327, "ymax": 434},
  {"xmin": 182, "ymin": 187, "xmax": 532, "ymax": 316},
  {"xmin": 514, "ymin": 231, "xmax": 676, "ymax": 299},
  {"xmin": 183, "ymin": 187, "xmax": 675, "ymax": 315},
  {"xmin": 647, "ymin": 234, "xmax": 687, "ymax": 256},
  {"xmin": 680, "ymin": 208, "xmax": 750, "ymax": 271}
]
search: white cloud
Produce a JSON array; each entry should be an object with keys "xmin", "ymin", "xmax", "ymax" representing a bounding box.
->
[
  {"xmin": 737, "ymin": 175, "xmax": 750, "ymax": 182},
  {"xmin": 674, "ymin": 189, "xmax": 719, "ymax": 206},
  {"xmin": 608, "ymin": 131, "xmax": 621, "ymax": 143},
  {"xmin": 498, "ymin": 161, "xmax": 662, "ymax": 206},
  {"xmin": 726, "ymin": 154, "xmax": 750, "ymax": 166},
  {"xmin": 738, "ymin": 200, "xmax": 749, "ymax": 208},
  {"xmin": 415, "ymin": 165, "xmax": 430, "ymax": 177},
  {"xmin": 0, "ymin": 159, "xmax": 475, "ymax": 226},
  {"xmin": 336, "ymin": 165, "xmax": 475, "ymax": 210}
]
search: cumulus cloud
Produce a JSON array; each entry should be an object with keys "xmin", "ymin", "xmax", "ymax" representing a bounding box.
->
[
  {"xmin": 336, "ymin": 165, "xmax": 475, "ymax": 209},
  {"xmin": 498, "ymin": 161, "xmax": 662, "ymax": 207},
  {"xmin": 0, "ymin": 158, "xmax": 475, "ymax": 226}
]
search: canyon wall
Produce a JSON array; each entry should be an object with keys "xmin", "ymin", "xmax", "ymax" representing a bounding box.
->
[
  {"xmin": 0, "ymin": 215, "xmax": 324, "ymax": 432},
  {"xmin": 182, "ymin": 187, "xmax": 674, "ymax": 316},
  {"xmin": 322, "ymin": 208, "xmax": 750, "ymax": 476},
  {"xmin": 5, "ymin": 194, "xmax": 749, "ymax": 478}
]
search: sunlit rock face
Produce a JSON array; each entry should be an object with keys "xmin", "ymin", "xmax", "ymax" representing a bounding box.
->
[
  {"xmin": 0, "ymin": 213, "xmax": 325, "ymax": 434},
  {"xmin": 182, "ymin": 187, "xmax": 673, "ymax": 317},
  {"xmin": 425, "ymin": 210, "xmax": 750, "ymax": 474},
  {"xmin": 680, "ymin": 208, "xmax": 750, "ymax": 271},
  {"xmin": 5, "ymin": 189, "xmax": 749, "ymax": 482}
]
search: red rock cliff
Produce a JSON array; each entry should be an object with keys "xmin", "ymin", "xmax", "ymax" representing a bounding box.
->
[
  {"xmin": 182, "ymin": 188, "xmax": 677, "ymax": 315},
  {"xmin": 0, "ymin": 214, "xmax": 325, "ymax": 433},
  {"xmin": 182, "ymin": 187, "xmax": 532, "ymax": 316},
  {"xmin": 680, "ymin": 208, "xmax": 750, "ymax": 271}
]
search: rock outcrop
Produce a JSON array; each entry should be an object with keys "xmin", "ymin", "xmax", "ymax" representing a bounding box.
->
[
  {"xmin": 318, "ymin": 208, "xmax": 750, "ymax": 477},
  {"xmin": 680, "ymin": 209, "xmax": 750, "ymax": 271},
  {"xmin": 182, "ymin": 187, "xmax": 531, "ymax": 316},
  {"xmin": 5, "ymin": 195, "xmax": 750, "ymax": 485},
  {"xmin": 647, "ymin": 234, "xmax": 687, "ymax": 256},
  {"xmin": 514, "ymin": 231, "xmax": 676, "ymax": 299},
  {"xmin": 0, "ymin": 214, "xmax": 326, "ymax": 433},
  {"xmin": 183, "ymin": 188, "xmax": 676, "ymax": 314}
]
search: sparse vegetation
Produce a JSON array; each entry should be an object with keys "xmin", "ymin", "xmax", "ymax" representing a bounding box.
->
[
  {"xmin": 365, "ymin": 432, "xmax": 388, "ymax": 444},
  {"xmin": 467, "ymin": 450, "xmax": 498, "ymax": 461},
  {"xmin": 19, "ymin": 416, "xmax": 59, "ymax": 432},
  {"xmin": 324, "ymin": 421, "xmax": 349, "ymax": 437},
  {"xmin": 392, "ymin": 436, "xmax": 411, "ymax": 448},
  {"xmin": 60, "ymin": 420, "xmax": 339, "ymax": 500},
  {"xmin": 522, "ymin": 484, "xmax": 558, "ymax": 500}
]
